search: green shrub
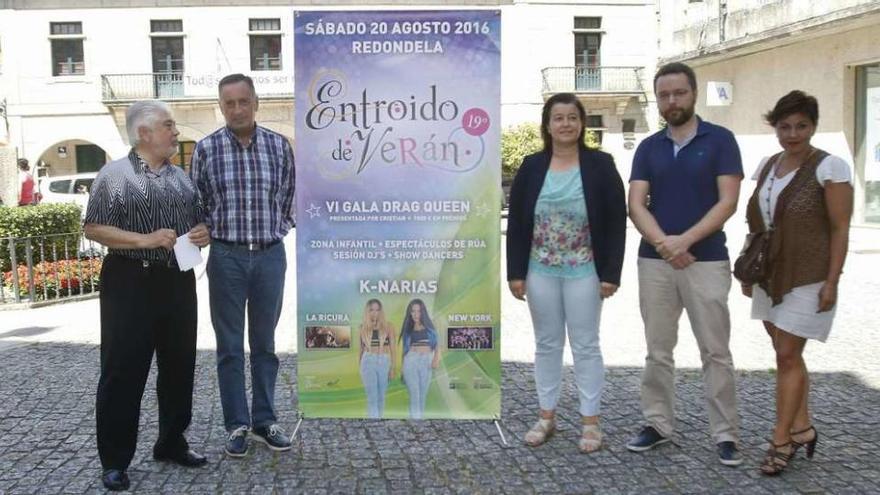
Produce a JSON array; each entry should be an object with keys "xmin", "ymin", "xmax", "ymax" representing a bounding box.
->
[
  {"xmin": 0, "ymin": 203, "xmax": 82, "ymax": 238},
  {"xmin": 0, "ymin": 203, "xmax": 83, "ymax": 271},
  {"xmin": 501, "ymin": 122, "xmax": 601, "ymax": 179},
  {"xmin": 501, "ymin": 123, "xmax": 543, "ymax": 179}
]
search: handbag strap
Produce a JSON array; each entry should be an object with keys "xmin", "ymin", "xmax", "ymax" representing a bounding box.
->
[{"xmin": 756, "ymin": 153, "xmax": 783, "ymax": 229}]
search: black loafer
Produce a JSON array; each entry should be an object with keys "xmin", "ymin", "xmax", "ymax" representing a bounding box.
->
[
  {"xmin": 101, "ymin": 469, "xmax": 130, "ymax": 491},
  {"xmin": 153, "ymin": 448, "xmax": 208, "ymax": 467}
]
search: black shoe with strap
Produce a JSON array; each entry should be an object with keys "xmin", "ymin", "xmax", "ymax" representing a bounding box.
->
[
  {"xmin": 760, "ymin": 440, "xmax": 795, "ymax": 476},
  {"xmin": 791, "ymin": 425, "xmax": 819, "ymax": 459}
]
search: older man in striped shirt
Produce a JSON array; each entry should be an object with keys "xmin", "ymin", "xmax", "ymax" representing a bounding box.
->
[
  {"xmin": 85, "ymin": 100, "xmax": 210, "ymax": 491},
  {"xmin": 190, "ymin": 73, "xmax": 296, "ymax": 458}
]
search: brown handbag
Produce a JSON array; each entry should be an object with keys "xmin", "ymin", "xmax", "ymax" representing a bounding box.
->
[
  {"xmin": 733, "ymin": 229, "xmax": 772, "ymax": 285},
  {"xmin": 733, "ymin": 155, "xmax": 778, "ymax": 285}
]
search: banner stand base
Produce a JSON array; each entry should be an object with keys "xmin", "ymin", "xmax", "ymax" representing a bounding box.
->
[
  {"xmin": 291, "ymin": 413, "xmax": 508, "ymax": 446},
  {"xmin": 493, "ymin": 419, "xmax": 509, "ymax": 446}
]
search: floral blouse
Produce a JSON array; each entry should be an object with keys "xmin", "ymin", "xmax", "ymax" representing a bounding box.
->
[{"xmin": 529, "ymin": 167, "xmax": 595, "ymax": 278}]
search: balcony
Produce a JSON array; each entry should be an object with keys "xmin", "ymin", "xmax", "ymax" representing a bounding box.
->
[
  {"xmin": 101, "ymin": 72, "xmax": 293, "ymax": 103},
  {"xmin": 541, "ymin": 66, "xmax": 646, "ymax": 97}
]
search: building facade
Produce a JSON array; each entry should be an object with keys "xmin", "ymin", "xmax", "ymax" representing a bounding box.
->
[
  {"xmin": 657, "ymin": 0, "xmax": 880, "ymax": 227},
  {"xmin": 0, "ymin": 0, "xmax": 657, "ymax": 205}
]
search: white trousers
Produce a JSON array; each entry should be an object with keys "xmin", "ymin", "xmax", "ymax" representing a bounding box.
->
[{"xmin": 526, "ymin": 270, "xmax": 604, "ymax": 416}]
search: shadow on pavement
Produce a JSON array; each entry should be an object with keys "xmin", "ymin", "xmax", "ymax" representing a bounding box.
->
[
  {"xmin": 0, "ymin": 342, "xmax": 878, "ymax": 493},
  {"xmin": 0, "ymin": 326, "xmax": 58, "ymax": 339}
]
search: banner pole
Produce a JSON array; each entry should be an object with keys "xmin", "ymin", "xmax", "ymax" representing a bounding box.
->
[
  {"xmin": 291, "ymin": 414, "xmax": 304, "ymax": 440},
  {"xmin": 493, "ymin": 419, "xmax": 509, "ymax": 447}
]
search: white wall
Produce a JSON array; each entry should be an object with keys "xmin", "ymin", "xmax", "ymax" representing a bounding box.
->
[
  {"xmin": 500, "ymin": 1, "xmax": 656, "ymax": 126},
  {"xmin": 2, "ymin": 2, "xmax": 657, "ymax": 170}
]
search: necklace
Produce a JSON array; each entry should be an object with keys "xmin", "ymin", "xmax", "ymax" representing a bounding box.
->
[
  {"xmin": 765, "ymin": 160, "xmax": 778, "ymax": 229},
  {"xmin": 764, "ymin": 147, "xmax": 817, "ymax": 227}
]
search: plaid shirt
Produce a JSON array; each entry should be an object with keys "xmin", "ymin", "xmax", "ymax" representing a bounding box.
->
[{"xmin": 190, "ymin": 125, "xmax": 296, "ymax": 243}]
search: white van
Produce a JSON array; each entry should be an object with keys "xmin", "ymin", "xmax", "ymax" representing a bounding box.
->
[{"xmin": 38, "ymin": 172, "xmax": 97, "ymax": 213}]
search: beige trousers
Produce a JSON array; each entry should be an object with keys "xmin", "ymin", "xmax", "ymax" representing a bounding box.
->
[{"xmin": 637, "ymin": 258, "xmax": 740, "ymax": 443}]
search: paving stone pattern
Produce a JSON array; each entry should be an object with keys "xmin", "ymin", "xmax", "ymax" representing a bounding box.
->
[
  {"xmin": 2, "ymin": 229, "xmax": 880, "ymax": 493},
  {"xmin": 0, "ymin": 342, "xmax": 878, "ymax": 494}
]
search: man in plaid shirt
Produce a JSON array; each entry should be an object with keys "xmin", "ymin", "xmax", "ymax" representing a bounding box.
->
[{"xmin": 190, "ymin": 73, "xmax": 296, "ymax": 458}]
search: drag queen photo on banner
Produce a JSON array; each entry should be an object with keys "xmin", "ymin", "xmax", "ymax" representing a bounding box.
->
[
  {"xmin": 359, "ymin": 299, "xmax": 397, "ymax": 418},
  {"xmin": 400, "ymin": 299, "xmax": 440, "ymax": 419}
]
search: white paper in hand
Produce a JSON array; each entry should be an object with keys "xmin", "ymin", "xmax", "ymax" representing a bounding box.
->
[{"xmin": 173, "ymin": 233, "xmax": 203, "ymax": 272}]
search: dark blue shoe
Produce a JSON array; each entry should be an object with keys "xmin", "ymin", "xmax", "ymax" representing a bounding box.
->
[
  {"xmin": 101, "ymin": 469, "xmax": 130, "ymax": 491},
  {"xmin": 252, "ymin": 424, "xmax": 292, "ymax": 452},
  {"xmin": 718, "ymin": 441, "xmax": 743, "ymax": 466},
  {"xmin": 225, "ymin": 426, "xmax": 249, "ymax": 458},
  {"xmin": 626, "ymin": 426, "xmax": 670, "ymax": 452}
]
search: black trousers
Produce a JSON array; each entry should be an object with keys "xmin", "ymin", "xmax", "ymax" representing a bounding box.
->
[{"xmin": 95, "ymin": 255, "xmax": 197, "ymax": 470}]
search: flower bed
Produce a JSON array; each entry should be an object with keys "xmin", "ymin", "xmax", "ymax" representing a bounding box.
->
[{"xmin": 3, "ymin": 257, "xmax": 102, "ymax": 300}]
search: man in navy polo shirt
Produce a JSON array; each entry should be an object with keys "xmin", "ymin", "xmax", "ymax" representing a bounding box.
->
[{"xmin": 625, "ymin": 62, "xmax": 744, "ymax": 466}]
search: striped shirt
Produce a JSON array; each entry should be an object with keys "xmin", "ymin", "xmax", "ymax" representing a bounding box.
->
[
  {"xmin": 190, "ymin": 125, "xmax": 296, "ymax": 243},
  {"xmin": 84, "ymin": 149, "xmax": 204, "ymax": 262}
]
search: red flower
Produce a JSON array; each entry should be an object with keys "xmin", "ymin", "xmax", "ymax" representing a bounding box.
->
[{"xmin": 3, "ymin": 258, "xmax": 102, "ymax": 300}]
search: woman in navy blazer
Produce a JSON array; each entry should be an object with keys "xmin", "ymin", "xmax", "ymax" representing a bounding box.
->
[{"xmin": 506, "ymin": 93, "xmax": 626, "ymax": 452}]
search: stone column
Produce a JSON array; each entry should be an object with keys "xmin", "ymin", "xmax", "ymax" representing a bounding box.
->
[{"xmin": 0, "ymin": 146, "xmax": 18, "ymax": 207}]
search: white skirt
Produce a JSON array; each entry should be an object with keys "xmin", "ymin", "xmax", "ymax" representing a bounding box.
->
[{"xmin": 750, "ymin": 282, "xmax": 836, "ymax": 342}]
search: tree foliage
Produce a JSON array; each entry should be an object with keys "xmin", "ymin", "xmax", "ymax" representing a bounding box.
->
[
  {"xmin": 501, "ymin": 123, "xmax": 543, "ymax": 179},
  {"xmin": 501, "ymin": 122, "xmax": 600, "ymax": 178}
]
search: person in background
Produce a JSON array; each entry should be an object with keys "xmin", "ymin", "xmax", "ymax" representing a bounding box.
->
[{"xmin": 18, "ymin": 158, "xmax": 36, "ymax": 206}]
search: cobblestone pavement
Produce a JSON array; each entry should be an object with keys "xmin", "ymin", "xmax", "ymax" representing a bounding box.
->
[{"xmin": 1, "ymin": 228, "xmax": 879, "ymax": 493}]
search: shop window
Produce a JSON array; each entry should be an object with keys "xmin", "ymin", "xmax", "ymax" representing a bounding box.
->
[{"xmin": 856, "ymin": 64, "xmax": 880, "ymax": 224}]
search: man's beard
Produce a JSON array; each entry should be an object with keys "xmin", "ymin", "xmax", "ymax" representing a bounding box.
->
[{"xmin": 662, "ymin": 104, "xmax": 695, "ymax": 127}]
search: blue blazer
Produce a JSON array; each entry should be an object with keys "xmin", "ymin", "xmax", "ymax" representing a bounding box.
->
[{"xmin": 506, "ymin": 148, "xmax": 627, "ymax": 285}]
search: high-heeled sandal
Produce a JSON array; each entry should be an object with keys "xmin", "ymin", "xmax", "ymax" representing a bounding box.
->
[
  {"xmin": 578, "ymin": 423, "xmax": 603, "ymax": 453},
  {"xmin": 760, "ymin": 441, "xmax": 795, "ymax": 476},
  {"xmin": 791, "ymin": 425, "xmax": 819, "ymax": 459},
  {"xmin": 524, "ymin": 418, "xmax": 556, "ymax": 447}
]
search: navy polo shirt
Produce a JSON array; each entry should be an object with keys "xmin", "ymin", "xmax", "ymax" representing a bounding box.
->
[{"xmin": 630, "ymin": 118, "xmax": 743, "ymax": 261}]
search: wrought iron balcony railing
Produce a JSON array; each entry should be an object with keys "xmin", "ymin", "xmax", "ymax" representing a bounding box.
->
[
  {"xmin": 541, "ymin": 66, "xmax": 646, "ymax": 95},
  {"xmin": 101, "ymin": 72, "xmax": 293, "ymax": 102},
  {"xmin": 101, "ymin": 72, "xmax": 186, "ymax": 101}
]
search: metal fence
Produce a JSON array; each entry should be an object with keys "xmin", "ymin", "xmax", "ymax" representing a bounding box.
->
[{"xmin": 1, "ymin": 232, "xmax": 106, "ymax": 306}]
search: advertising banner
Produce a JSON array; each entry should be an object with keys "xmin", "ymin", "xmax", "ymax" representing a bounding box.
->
[{"xmin": 294, "ymin": 10, "xmax": 501, "ymax": 419}]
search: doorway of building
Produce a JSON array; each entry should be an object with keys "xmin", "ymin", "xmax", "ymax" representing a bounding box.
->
[
  {"xmin": 170, "ymin": 140, "xmax": 196, "ymax": 172},
  {"xmin": 76, "ymin": 144, "xmax": 107, "ymax": 173}
]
